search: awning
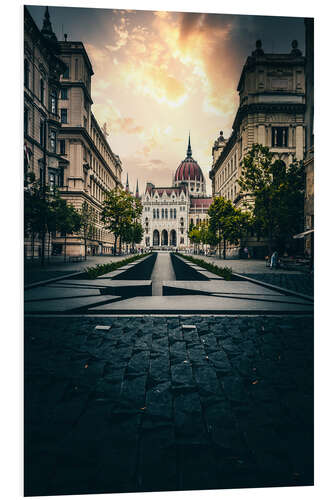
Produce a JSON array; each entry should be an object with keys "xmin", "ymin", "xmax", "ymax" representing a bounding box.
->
[{"xmin": 293, "ymin": 229, "xmax": 314, "ymax": 239}]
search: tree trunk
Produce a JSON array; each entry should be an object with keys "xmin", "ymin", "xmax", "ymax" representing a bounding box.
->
[
  {"xmin": 113, "ymin": 236, "xmax": 118, "ymax": 256},
  {"xmin": 64, "ymin": 234, "xmax": 67, "ymax": 262},
  {"xmin": 223, "ymin": 238, "xmax": 226, "ymax": 260},
  {"xmin": 84, "ymin": 235, "xmax": 87, "ymax": 261},
  {"xmin": 48, "ymin": 232, "xmax": 51, "ymax": 261}
]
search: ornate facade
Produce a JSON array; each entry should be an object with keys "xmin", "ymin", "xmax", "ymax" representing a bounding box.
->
[
  {"xmin": 209, "ymin": 40, "xmax": 306, "ymax": 257},
  {"xmin": 141, "ymin": 137, "xmax": 212, "ymax": 249},
  {"xmin": 24, "ymin": 7, "xmax": 122, "ymax": 257},
  {"xmin": 24, "ymin": 6, "xmax": 68, "ymax": 257}
]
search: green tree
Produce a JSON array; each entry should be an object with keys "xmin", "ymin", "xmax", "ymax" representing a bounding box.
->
[
  {"xmin": 238, "ymin": 143, "xmax": 305, "ymax": 252},
  {"xmin": 208, "ymin": 196, "xmax": 251, "ymax": 259},
  {"xmin": 101, "ymin": 189, "xmax": 139, "ymax": 255},
  {"xmin": 123, "ymin": 221, "xmax": 144, "ymax": 252},
  {"xmin": 24, "ymin": 179, "xmax": 53, "ymax": 260},
  {"xmin": 80, "ymin": 201, "xmax": 96, "ymax": 260},
  {"xmin": 54, "ymin": 198, "xmax": 82, "ymax": 261}
]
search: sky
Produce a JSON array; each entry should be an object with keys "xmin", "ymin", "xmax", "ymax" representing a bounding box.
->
[{"xmin": 28, "ymin": 5, "xmax": 305, "ymax": 195}]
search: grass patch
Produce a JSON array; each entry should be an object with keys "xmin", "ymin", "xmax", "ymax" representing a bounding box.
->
[
  {"xmin": 177, "ymin": 253, "xmax": 233, "ymax": 280},
  {"xmin": 84, "ymin": 253, "xmax": 151, "ymax": 279}
]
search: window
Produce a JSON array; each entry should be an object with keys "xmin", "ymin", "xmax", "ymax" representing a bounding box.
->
[
  {"xmin": 39, "ymin": 120, "xmax": 45, "ymax": 146},
  {"xmin": 24, "ymin": 107, "xmax": 29, "ymax": 135},
  {"xmin": 50, "ymin": 88, "xmax": 57, "ymax": 114},
  {"xmin": 63, "ymin": 64, "xmax": 69, "ymax": 79},
  {"xmin": 60, "ymin": 109, "xmax": 68, "ymax": 124},
  {"xmin": 272, "ymin": 127, "xmax": 288, "ymax": 147},
  {"xmin": 59, "ymin": 168, "xmax": 64, "ymax": 187},
  {"xmin": 59, "ymin": 139, "xmax": 66, "ymax": 155},
  {"xmin": 165, "ymin": 209, "xmax": 168, "ymax": 219},
  {"xmin": 60, "ymin": 88, "xmax": 68, "ymax": 99},
  {"xmin": 153, "ymin": 209, "xmax": 156, "ymax": 219},
  {"xmin": 24, "ymin": 59, "xmax": 30, "ymax": 88},
  {"xmin": 75, "ymin": 59, "xmax": 78, "ymax": 80},
  {"xmin": 40, "ymin": 79, "xmax": 44, "ymax": 105},
  {"xmin": 157, "ymin": 209, "xmax": 159, "ymax": 219},
  {"xmin": 174, "ymin": 208, "xmax": 176, "ymax": 218},
  {"xmin": 162, "ymin": 208, "xmax": 164, "ymax": 218},
  {"xmin": 50, "ymin": 130, "xmax": 56, "ymax": 153},
  {"xmin": 49, "ymin": 171, "xmax": 56, "ymax": 192}
]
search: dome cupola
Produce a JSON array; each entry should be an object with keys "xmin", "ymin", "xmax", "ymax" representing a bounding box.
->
[{"xmin": 174, "ymin": 134, "xmax": 206, "ymax": 195}]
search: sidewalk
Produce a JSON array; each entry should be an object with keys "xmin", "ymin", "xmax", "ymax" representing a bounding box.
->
[
  {"xmin": 24, "ymin": 255, "xmax": 128, "ymax": 286},
  {"xmin": 195, "ymin": 256, "xmax": 314, "ymax": 297}
]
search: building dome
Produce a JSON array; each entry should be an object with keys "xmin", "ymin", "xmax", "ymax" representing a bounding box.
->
[
  {"xmin": 175, "ymin": 158, "xmax": 204, "ymax": 182},
  {"xmin": 173, "ymin": 135, "xmax": 206, "ymax": 195}
]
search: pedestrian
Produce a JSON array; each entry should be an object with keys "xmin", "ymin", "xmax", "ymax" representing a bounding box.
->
[
  {"xmin": 244, "ymin": 247, "xmax": 249, "ymax": 259},
  {"xmin": 270, "ymin": 250, "xmax": 278, "ymax": 269}
]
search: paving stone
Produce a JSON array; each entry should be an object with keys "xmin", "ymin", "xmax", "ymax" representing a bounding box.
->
[
  {"xmin": 127, "ymin": 351, "xmax": 150, "ymax": 377},
  {"xmin": 121, "ymin": 375, "xmax": 147, "ymax": 407},
  {"xmin": 169, "ymin": 341, "xmax": 187, "ymax": 363},
  {"xmin": 149, "ymin": 355, "xmax": 170, "ymax": 383},
  {"xmin": 146, "ymin": 382, "xmax": 173, "ymax": 419},
  {"xmin": 187, "ymin": 344, "xmax": 207, "ymax": 366},
  {"xmin": 193, "ymin": 366, "xmax": 221, "ymax": 397},
  {"xmin": 208, "ymin": 350, "xmax": 232, "ymax": 374},
  {"xmin": 171, "ymin": 362, "xmax": 194, "ymax": 390}
]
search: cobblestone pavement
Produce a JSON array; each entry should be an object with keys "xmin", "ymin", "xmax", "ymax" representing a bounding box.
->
[{"xmin": 25, "ymin": 315, "xmax": 313, "ymax": 496}]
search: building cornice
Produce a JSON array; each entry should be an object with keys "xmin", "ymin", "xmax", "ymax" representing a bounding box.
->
[{"xmin": 237, "ymin": 53, "xmax": 306, "ymax": 92}]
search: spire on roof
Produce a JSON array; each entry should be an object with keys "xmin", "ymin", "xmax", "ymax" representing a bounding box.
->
[
  {"xmin": 41, "ymin": 6, "xmax": 58, "ymax": 43},
  {"xmin": 186, "ymin": 132, "xmax": 192, "ymax": 158}
]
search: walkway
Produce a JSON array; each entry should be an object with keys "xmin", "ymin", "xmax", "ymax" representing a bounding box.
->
[
  {"xmin": 197, "ymin": 256, "xmax": 314, "ymax": 297},
  {"xmin": 151, "ymin": 252, "xmax": 176, "ymax": 296}
]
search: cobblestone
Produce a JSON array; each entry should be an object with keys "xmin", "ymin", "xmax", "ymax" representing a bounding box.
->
[{"xmin": 25, "ymin": 314, "xmax": 313, "ymax": 496}]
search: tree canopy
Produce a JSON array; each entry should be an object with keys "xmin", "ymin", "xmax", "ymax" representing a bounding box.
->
[
  {"xmin": 208, "ymin": 197, "xmax": 251, "ymax": 259},
  {"xmin": 238, "ymin": 143, "xmax": 305, "ymax": 252}
]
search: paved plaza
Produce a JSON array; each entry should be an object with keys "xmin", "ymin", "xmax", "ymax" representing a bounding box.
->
[
  {"xmin": 25, "ymin": 314, "xmax": 313, "ymax": 496},
  {"xmin": 24, "ymin": 252, "xmax": 314, "ymax": 496}
]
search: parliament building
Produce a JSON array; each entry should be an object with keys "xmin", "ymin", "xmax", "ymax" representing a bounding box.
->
[{"xmin": 140, "ymin": 136, "xmax": 212, "ymax": 250}]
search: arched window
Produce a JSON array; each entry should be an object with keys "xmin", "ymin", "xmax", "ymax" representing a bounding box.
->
[
  {"xmin": 165, "ymin": 209, "xmax": 168, "ymax": 219},
  {"xmin": 162, "ymin": 208, "xmax": 164, "ymax": 218},
  {"xmin": 174, "ymin": 208, "xmax": 176, "ymax": 218},
  {"xmin": 153, "ymin": 209, "xmax": 156, "ymax": 219},
  {"xmin": 157, "ymin": 209, "xmax": 159, "ymax": 219}
]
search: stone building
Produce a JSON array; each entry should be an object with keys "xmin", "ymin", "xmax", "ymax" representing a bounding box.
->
[
  {"xmin": 141, "ymin": 136, "xmax": 212, "ymax": 249},
  {"xmin": 24, "ymin": 7, "xmax": 123, "ymax": 257},
  {"xmin": 209, "ymin": 40, "xmax": 306, "ymax": 257},
  {"xmin": 24, "ymin": 6, "xmax": 68, "ymax": 257}
]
